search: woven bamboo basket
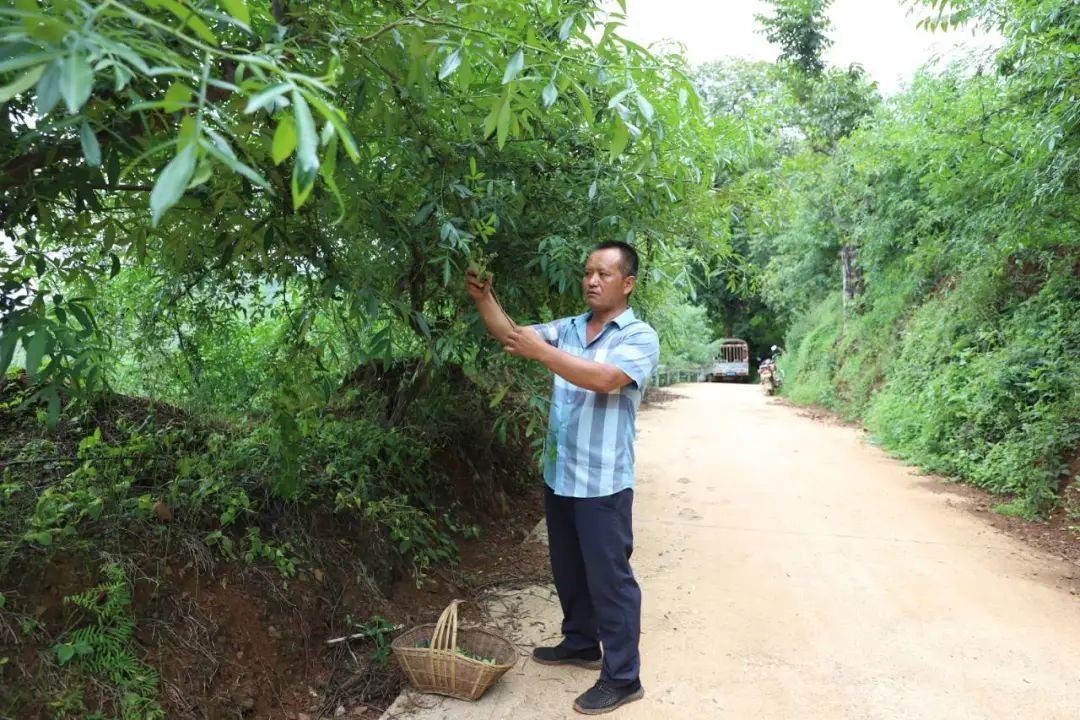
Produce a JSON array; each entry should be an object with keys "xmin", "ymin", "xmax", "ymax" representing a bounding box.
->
[{"xmin": 391, "ymin": 600, "xmax": 517, "ymax": 701}]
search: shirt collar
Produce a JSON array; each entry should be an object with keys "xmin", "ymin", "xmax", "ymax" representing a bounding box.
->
[
  {"xmin": 611, "ymin": 306, "xmax": 637, "ymax": 328},
  {"xmin": 571, "ymin": 306, "xmax": 637, "ymax": 329}
]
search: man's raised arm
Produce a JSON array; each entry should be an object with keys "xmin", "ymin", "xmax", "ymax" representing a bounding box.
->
[{"xmin": 466, "ymin": 271, "xmax": 514, "ymax": 345}]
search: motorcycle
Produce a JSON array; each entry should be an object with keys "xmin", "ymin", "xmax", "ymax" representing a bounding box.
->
[{"xmin": 758, "ymin": 345, "xmax": 784, "ymax": 396}]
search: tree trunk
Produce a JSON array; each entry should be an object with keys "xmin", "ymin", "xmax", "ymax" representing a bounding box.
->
[{"xmin": 840, "ymin": 244, "xmax": 863, "ymax": 313}]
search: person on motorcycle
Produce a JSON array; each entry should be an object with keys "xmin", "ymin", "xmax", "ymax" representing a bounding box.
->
[{"xmin": 759, "ymin": 345, "xmax": 784, "ymax": 395}]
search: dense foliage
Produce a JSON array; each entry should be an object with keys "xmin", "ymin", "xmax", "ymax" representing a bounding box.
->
[
  {"xmin": 1, "ymin": 0, "xmax": 729, "ymax": 509},
  {"xmin": 737, "ymin": 0, "xmax": 1080, "ymax": 518},
  {"xmin": 1, "ymin": 2, "xmax": 733, "ymax": 715}
]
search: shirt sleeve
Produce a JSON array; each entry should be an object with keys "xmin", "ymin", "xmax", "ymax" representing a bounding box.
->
[
  {"xmin": 530, "ymin": 318, "xmax": 565, "ymax": 348},
  {"xmin": 607, "ymin": 327, "xmax": 660, "ymax": 390}
]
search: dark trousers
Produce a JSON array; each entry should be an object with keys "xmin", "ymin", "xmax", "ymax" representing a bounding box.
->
[{"xmin": 544, "ymin": 486, "xmax": 641, "ymax": 686}]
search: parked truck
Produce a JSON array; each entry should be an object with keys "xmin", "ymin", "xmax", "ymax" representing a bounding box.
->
[{"xmin": 706, "ymin": 338, "xmax": 750, "ymax": 382}]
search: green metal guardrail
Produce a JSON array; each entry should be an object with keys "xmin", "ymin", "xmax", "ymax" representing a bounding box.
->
[{"xmin": 650, "ymin": 365, "xmax": 709, "ymax": 389}]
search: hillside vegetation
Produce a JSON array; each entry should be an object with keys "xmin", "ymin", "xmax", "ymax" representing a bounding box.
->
[{"xmin": 711, "ymin": 0, "xmax": 1080, "ymax": 521}]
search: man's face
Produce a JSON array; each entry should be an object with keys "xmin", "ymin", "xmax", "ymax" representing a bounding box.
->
[{"xmin": 583, "ymin": 248, "xmax": 635, "ymax": 312}]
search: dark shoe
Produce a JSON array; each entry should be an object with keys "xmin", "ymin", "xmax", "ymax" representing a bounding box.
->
[
  {"xmin": 531, "ymin": 644, "xmax": 602, "ymax": 669},
  {"xmin": 573, "ymin": 679, "xmax": 644, "ymax": 715}
]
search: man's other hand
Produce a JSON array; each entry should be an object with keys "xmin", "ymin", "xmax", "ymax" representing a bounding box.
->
[{"xmin": 503, "ymin": 326, "xmax": 547, "ymax": 361}]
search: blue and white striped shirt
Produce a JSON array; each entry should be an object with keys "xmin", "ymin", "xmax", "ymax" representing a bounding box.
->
[{"xmin": 532, "ymin": 307, "xmax": 660, "ymax": 498}]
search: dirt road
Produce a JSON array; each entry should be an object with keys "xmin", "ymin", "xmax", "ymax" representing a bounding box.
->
[{"xmin": 382, "ymin": 384, "xmax": 1080, "ymax": 720}]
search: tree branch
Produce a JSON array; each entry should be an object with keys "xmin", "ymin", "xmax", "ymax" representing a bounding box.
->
[
  {"xmin": 87, "ymin": 183, "xmax": 154, "ymax": 192},
  {"xmin": 357, "ymin": 0, "xmax": 432, "ymax": 43}
]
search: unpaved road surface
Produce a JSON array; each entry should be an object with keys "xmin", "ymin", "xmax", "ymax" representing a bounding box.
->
[{"xmin": 382, "ymin": 384, "xmax": 1080, "ymax": 720}]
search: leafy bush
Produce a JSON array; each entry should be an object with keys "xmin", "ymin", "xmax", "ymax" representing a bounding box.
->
[
  {"xmin": 52, "ymin": 563, "xmax": 164, "ymax": 720},
  {"xmin": 781, "ymin": 257, "xmax": 1080, "ymax": 517}
]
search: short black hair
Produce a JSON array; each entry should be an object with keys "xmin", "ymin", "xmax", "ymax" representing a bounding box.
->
[{"xmin": 590, "ymin": 241, "xmax": 639, "ymax": 278}]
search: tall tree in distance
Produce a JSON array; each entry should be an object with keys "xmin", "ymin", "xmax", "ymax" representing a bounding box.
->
[
  {"xmin": 756, "ymin": 0, "xmax": 835, "ymax": 77},
  {"xmin": 747, "ymin": 0, "xmax": 877, "ymax": 317}
]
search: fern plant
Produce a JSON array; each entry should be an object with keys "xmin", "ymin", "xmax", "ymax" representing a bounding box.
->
[{"xmin": 52, "ymin": 563, "xmax": 164, "ymax": 719}]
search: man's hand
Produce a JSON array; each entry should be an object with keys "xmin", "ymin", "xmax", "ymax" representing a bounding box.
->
[
  {"xmin": 466, "ymin": 270, "xmax": 491, "ymax": 303},
  {"xmin": 467, "ymin": 269, "xmax": 514, "ymax": 343},
  {"xmin": 503, "ymin": 326, "xmax": 549, "ymax": 361}
]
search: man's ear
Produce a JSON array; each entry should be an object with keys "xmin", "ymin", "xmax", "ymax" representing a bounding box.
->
[{"xmin": 623, "ymin": 275, "xmax": 636, "ymax": 297}]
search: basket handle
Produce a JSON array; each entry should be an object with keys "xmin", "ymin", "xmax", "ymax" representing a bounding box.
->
[
  {"xmin": 430, "ymin": 599, "xmax": 462, "ymax": 689},
  {"xmin": 431, "ymin": 599, "xmax": 462, "ymax": 653}
]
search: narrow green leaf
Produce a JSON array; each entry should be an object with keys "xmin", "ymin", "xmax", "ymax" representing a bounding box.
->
[
  {"xmin": 302, "ymin": 90, "xmax": 360, "ymax": 163},
  {"xmin": 0, "ymin": 64, "xmax": 44, "ymax": 104},
  {"xmin": 414, "ymin": 312, "xmax": 431, "ymax": 339},
  {"xmin": 410, "ymin": 202, "xmax": 435, "ymax": 226},
  {"xmin": 163, "ymin": 82, "xmax": 194, "ymax": 112},
  {"xmin": 0, "ymin": 50, "xmax": 61, "ymax": 75},
  {"xmin": 320, "ymin": 134, "xmax": 338, "ymax": 178},
  {"xmin": 636, "ymin": 93, "xmax": 654, "ymax": 123},
  {"xmin": 202, "ymin": 138, "xmax": 271, "ymax": 189},
  {"xmin": 110, "ymin": 254, "xmax": 121, "ymax": 278},
  {"xmin": 502, "ymin": 49, "xmax": 524, "ymax": 85},
  {"xmin": 559, "ymin": 14, "xmax": 576, "ymax": 42},
  {"xmin": 541, "ymin": 82, "xmax": 557, "ymax": 110},
  {"xmin": 102, "ymin": 40, "xmax": 150, "ymax": 74},
  {"xmin": 201, "ymin": 127, "xmax": 235, "ymax": 159},
  {"xmin": 243, "ymin": 82, "xmax": 290, "ymax": 114},
  {"xmin": 609, "ymin": 122, "xmax": 630, "ymax": 162},
  {"xmin": 483, "ymin": 101, "xmax": 499, "ymax": 139},
  {"xmin": 272, "ymin": 115, "xmax": 297, "ymax": 165},
  {"xmin": 438, "ymin": 48, "xmax": 462, "ymax": 81},
  {"xmin": 292, "ymin": 90, "xmax": 319, "ymax": 174},
  {"xmin": 150, "ymin": 143, "xmax": 197, "ymax": 226},
  {"xmin": 69, "ymin": 303, "xmax": 93, "ymax": 333},
  {"xmin": 588, "ymin": 180, "xmax": 597, "ymax": 201},
  {"xmin": 489, "ymin": 384, "xmax": 508, "ymax": 408},
  {"xmin": 36, "ymin": 59, "xmax": 62, "ymax": 114},
  {"xmin": 24, "ymin": 331, "xmax": 47, "ymax": 378},
  {"xmin": 189, "ymin": 158, "xmax": 212, "ymax": 188},
  {"xmin": 208, "ymin": 78, "xmax": 240, "ymax": 94},
  {"xmin": 60, "ymin": 53, "xmax": 93, "ymax": 114},
  {"xmin": 319, "ymin": 137, "xmax": 346, "ymax": 223},
  {"xmin": 0, "ymin": 332, "xmax": 15, "ymax": 377},
  {"xmin": 155, "ymin": 0, "xmax": 219, "ymax": 44},
  {"xmin": 79, "ymin": 122, "xmax": 101, "ymax": 166},
  {"xmin": 607, "ymin": 88, "xmax": 630, "ymax": 111},
  {"xmin": 572, "ymin": 82, "xmax": 594, "ymax": 127},
  {"xmin": 291, "ymin": 157, "xmax": 317, "ymax": 210},
  {"xmin": 496, "ymin": 96, "xmax": 511, "ymax": 149},
  {"xmin": 217, "ymin": 0, "xmax": 250, "ymax": 25}
]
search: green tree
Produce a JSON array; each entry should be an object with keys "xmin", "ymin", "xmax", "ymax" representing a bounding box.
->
[
  {"xmin": 1, "ymin": 0, "xmax": 728, "ymax": 491},
  {"xmin": 756, "ymin": 0, "xmax": 834, "ymax": 77}
]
